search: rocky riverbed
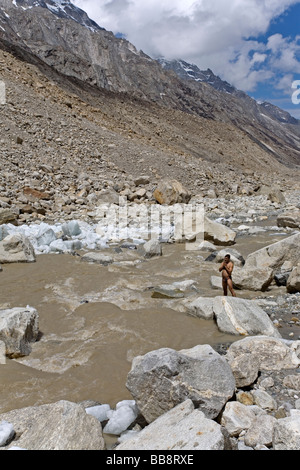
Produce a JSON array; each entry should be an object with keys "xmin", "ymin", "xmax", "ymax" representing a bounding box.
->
[{"xmin": 0, "ymin": 186, "xmax": 300, "ymax": 451}]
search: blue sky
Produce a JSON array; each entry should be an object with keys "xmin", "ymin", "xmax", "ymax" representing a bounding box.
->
[
  {"xmin": 74, "ymin": 1, "xmax": 300, "ymax": 118},
  {"xmin": 249, "ymin": 3, "xmax": 300, "ymax": 117}
]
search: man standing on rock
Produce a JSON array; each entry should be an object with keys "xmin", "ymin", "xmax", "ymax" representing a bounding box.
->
[{"xmin": 219, "ymin": 254, "xmax": 236, "ymax": 297}]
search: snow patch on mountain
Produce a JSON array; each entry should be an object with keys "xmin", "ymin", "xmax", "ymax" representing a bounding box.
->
[
  {"xmin": 158, "ymin": 57, "xmax": 299, "ymax": 125},
  {"xmin": 5, "ymin": 0, "xmax": 103, "ymax": 31}
]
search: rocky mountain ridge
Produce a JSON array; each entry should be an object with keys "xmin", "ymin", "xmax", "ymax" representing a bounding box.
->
[
  {"xmin": 1, "ymin": 0, "xmax": 102, "ymax": 30},
  {"xmin": 158, "ymin": 58, "xmax": 299, "ymax": 125}
]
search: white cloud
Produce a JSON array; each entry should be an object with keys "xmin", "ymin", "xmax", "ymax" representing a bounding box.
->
[
  {"xmin": 267, "ymin": 34, "xmax": 300, "ymax": 73},
  {"xmin": 73, "ymin": 0, "xmax": 300, "ymax": 93}
]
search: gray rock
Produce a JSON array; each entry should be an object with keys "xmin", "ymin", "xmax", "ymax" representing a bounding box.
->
[
  {"xmin": 81, "ymin": 252, "xmax": 114, "ymax": 265},
  {"xmin": 251, "ymin": 389, "xmax": 277, "ymax": 412},
  {"xmin": 0, "ymin": 401, "xmax": 106, "ymax": 450},
  {"xmin": 197, "ymin": 240, "xmax": 217, "ymax": 252},
  {"xmin": 274, "ymin": 272, "xmax": 291, "ymax": 287},
  {"xmin": 237, "ymin": 439, "xmax": 254, "ymax": 450},
  {"xmin": 244, "ymin": 414, "xmax": 277, "ymax": 447},
  {"xmin": 215, "ymin": 248, "xmax": 245, "ymax": 266},
  {"xmin": 282, "ymin": 374, "xmax": 300, "ymax": 390},
  {"xmin": 244, "ymin": 232, "xmax": 300, "ymax": 273},
  {"xmin": 226, "ymin": 336, "xmax": 300, "ymax": 371},
  {"xmin": 221, "ymin": 402, "xmax": 257, "ymax": 437},
  {"xmin": 153, "ymin": 179, "xmax": 191, "ymax": 205},
  {"xmin": 97, "ymin": 189, "xmax": 120, "ymax": 205},
  {"xmin": 273, "ymin": 411, "xmax": 300, "ymax": 450},
  {"xmin": 134, "ymin": 176, "xmax": 151, "ymax": 186},
  {"xmin": 287, "ymin": 265, "xmax": 300, "ymax": 294},
  {"xmin": 268, "ymin": 188, "xmax": 286, "ymax": 204},
  {"xmin": 116, "ymin": 399, "xmax": 224, "ymax": 450},
  {"xmin": 183, "ymin": 297, "xmax": 214, "ymax": 320},
  {"xmin": 232, "ymin": 266, "xmax": 274, "ymax": 291},
  {"xmin": 277, "ymin": 211, "xmax": 300, "ymax": 229},
  {"xmin": 257, "ymin": 185, "xmax": 286, "ymax": 204},
  {"xmin": 0, "ymin": 307, "xmax": 39, "ymax": 358},
  {"xmin": 0, "ymin": 234, "xmax": 36, "ymax": 264},
  {"xmin": 0, "ymin": 208, "xmax": 17, "ymax": 225},
  {"xmin": 126, "ymin": 345, "xmax": 235, "ymax": 423},
  {"xmin": 138, "ymin": 239, "xmax": 162, "ymax": 259},
  {"xmin": 151, "ymin": 288, "xmax": 184, "ymax": 299},
  {"xmin": 213, "ymin": 297, "xmax": 281, "ymax": 338},
  {"xmin": 204, "ymin": 216, "xmax": 236, "ymax": 246},
  {"xmin": 228, "ymin": 352, "xmax": 260, "ymax": 388}
]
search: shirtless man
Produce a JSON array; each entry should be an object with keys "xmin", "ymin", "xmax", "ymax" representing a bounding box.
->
[{"xmin": 219, "ymin": 254, "xmax": 236, "ymax": 297}]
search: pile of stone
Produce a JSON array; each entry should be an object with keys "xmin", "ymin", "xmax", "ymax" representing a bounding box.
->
[
  {"xmin": 228, "ymin": 232, "xmax": 300, "ymax": 293},
  {"xmin": 1, "ymin": 335, "xmax": 299, "ymax": 450},
  {"xmin": 116, "ymin": 336, "xmax": 300, "ymax": 450}
]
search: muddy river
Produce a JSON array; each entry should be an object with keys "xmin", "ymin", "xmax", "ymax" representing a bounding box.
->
[{"xmin": 0, "ymin": 224, "xmax": 290, "ymax": 414}]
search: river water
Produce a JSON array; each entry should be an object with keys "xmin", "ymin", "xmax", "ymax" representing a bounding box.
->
[{"xmin": 0, "ymin": 224, "xmax": 290, "ymax": 414}]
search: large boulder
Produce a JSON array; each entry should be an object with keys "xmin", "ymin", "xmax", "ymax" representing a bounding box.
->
[
  {"xmin": 221, "ymin": 401, "xmax": 257, "ymax": 437},
  {"xmin": 244, "ymin": 232, "xmax": 300, "ymax": 272},
  {"xmin": 126, "ymin": 345, "xmax": 235, "ymax": 423},
  {"xmin": 0, "ymin": 401, "xmax": 106, "ymax": 450},
  {"xmin": 226, "ymin": 336, "xmax": 300, "ymax": 372},
  {"xmin": 203, "ymin": 217, "xmax": 236, "ymax": 246},
  {"xmin": 232, "ymin": 266, "xmax": 274, "ymax": 291},
  {"xmin": 213, "ymin": 297, "xmax": 281, "ymax": 338},
  {"xmin": 277, "ymin": 211, "xmax": 300, "ymax": 229},
  {"xmin": 287, "ymin": 265, "xmax": 300, "ymax": 294},
  {"xmin": 256, "ymin": 185, "xmax": 286, "ymax": 204},
  {"xmin": 0, "ymin": 208, "xmax": 17, "ymax": 225},
  {"xmin": 0, "ymin": 234, "xmax": 36, "ymax": 263},
  {"xmin": 215, "ymin": 248, "xmax": 245, "ymax": 267},
  {"xmin": 232, "ymin": 233, "xmax": 300, "ymax": 291},
  {"xmin": 244, "ymin": 414, "xmax": 277, "ymax": 448},
  {"xmin": 153, "ymin": 179, "xmax": 191, "ymax": 205},
  {"xmin": 273, "ymin": 411, "xmax": 300, "ymax": 450},
  {"xmin": 137, "ymin": 239, "xmax": 162, "ymax": 258},
  {"xmin": 0, "ymin": 307, "xmax": 39, "ymax": 358},
  {"xmin": 116, "ymin": 399, "xmax": 224, "ymax": 450},
  {"xmin": 182, "ymin": 296, "xmax": 214, "ymax": 320},
  {"xmin": 227, "ymin": 350, "xmax": 260, "ymax": 387},
  {"xmin": 23, "ymin": 187, "xmax": 51, "ymax": 202}
]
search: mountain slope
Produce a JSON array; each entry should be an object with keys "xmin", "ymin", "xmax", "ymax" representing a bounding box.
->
[
  {"xmin": 0, "ymin": 0, "xmax": 299, "ymax": 179},
  {"xmin": 158, "ymin": 58, "xmax": 299, "ymax": 125}
]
